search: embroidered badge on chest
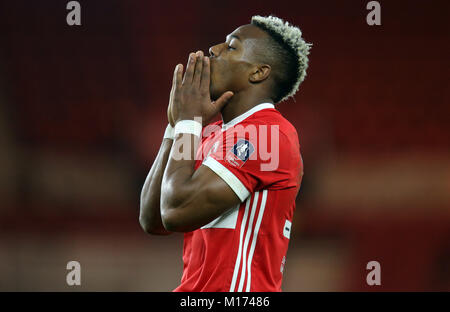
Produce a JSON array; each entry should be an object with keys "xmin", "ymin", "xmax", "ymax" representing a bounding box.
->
[{"xmin": 226, "ymin": 139, "xmax": 254, "ymax": 168}]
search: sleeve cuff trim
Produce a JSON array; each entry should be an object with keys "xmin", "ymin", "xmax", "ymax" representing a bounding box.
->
[{"xmin": 202, "ymin": 157, "xmax": 250, "ymax": 202}]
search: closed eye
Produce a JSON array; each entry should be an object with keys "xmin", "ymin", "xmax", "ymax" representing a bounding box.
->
[{"xmin": 227, "ymin": 45, "xmax": 236, "ymax": 50}]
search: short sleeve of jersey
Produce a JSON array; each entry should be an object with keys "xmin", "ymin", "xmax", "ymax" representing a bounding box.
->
[{"xmin": 202, "ymin": 123, "xmax": 298, "ymax": 202}]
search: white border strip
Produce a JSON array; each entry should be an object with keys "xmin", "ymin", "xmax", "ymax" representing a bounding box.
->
[
  {"xmin": 202, "ymin": 157, "xmax": 250, "ymax": 202},
  {"xmin": 222, "ymin": 103, "xmax": 275, "ymax": 131},
  {"xmin": 245, "ymin": 189, "xmax": 268, "ymax": 292},
  {"xmin": 229, "ymin": 196, "xmax": 251, "ymax": 292},
  {"xmin": 237, "ymin": 191, "xmax": 260, "ymax": 292}
]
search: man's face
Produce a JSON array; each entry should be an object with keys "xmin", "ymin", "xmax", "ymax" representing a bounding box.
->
[{"xmin": 208, "ymin": 24, "xmax": 268, "ymax": 100}]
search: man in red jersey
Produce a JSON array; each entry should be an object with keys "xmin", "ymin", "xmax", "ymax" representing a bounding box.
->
[{"xmin": 140, "ymin": 15, "xmax": 311, "ymax": 292}]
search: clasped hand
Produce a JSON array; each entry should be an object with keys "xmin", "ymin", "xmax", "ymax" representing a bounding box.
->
[{"xmin": 167, "ymin": 51, "xmax": 233, "ymax": 127}]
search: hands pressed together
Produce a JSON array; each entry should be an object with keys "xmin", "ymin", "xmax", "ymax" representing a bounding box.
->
[{"xmin": 167, "ymin": 51, "xmax": 233, "ymax": 127}]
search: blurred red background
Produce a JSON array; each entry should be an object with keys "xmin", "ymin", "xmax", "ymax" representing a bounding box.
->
[{"xmin": 0, "ymin": 0, "xmax": 449, "ymax": 291}]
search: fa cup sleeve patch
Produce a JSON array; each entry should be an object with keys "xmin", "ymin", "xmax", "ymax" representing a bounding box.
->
[{"xmin": 226, "ymin": 139, "xmax": 255, "ymax": 168}]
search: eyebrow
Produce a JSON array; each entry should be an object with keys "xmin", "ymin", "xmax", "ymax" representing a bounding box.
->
[{"xmin": 226, "ymin": 34, "xmax": 241, "ymax": 42}]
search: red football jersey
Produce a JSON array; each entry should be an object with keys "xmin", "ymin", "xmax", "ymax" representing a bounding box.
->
[{"xmin": 174, "ymin": 103, "xmax": 303, "ymax": 292}]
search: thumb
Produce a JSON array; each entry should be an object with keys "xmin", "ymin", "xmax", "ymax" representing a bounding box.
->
[{"xmin": 212, "ymin": 91, "xmax": 234, "ymax": 112}]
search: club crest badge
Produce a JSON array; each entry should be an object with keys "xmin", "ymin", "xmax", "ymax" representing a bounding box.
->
[{"xmin": 226, "ymin": 139, "xmax": 254, "ymax": 168}]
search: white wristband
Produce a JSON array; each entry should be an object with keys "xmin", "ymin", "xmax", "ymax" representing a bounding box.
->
[
  {"xmin": 163, "ymin": 124, "xmax": 174, "ymax": 140},
  {"xmin": 174, "ymin": 120, "xmax": 202, "ymax": 138}
]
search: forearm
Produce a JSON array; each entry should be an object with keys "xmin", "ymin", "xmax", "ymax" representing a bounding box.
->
[
  {"xmin": 161, "ymin": 133, "xmax": 198, "ymax": 209},
  {"xmin": 139, "ymin": 137, "xmax": 173, "ymax": 235},
  {"xmin": 161, "ymin": 132, "xmax": 207, "ymax": 231},
  {"xmin": 160, "ymin": 131, "xmax": 240, "ymax": 232}
]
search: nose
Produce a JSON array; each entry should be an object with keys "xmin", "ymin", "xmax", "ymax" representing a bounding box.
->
[
  {"xmin": 208, "ymin": 46, "xmax": 216, "ymax": 57},
  {"xmin": 209, "ymin": 44, "xmax": 221, "ymax": 58}
]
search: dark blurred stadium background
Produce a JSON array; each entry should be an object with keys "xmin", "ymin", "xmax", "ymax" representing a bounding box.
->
[{"xmin": 0, "ymin": 0, "xmax": 449, "ymax": 291}]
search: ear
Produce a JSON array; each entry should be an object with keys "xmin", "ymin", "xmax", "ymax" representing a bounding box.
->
[{"xmin": 249, "ymin": 64, "xmax": 271, "ymax": 83}]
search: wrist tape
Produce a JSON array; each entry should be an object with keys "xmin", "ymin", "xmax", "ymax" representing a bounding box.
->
[
  {"xmin": 163, "ymin": 124, "xmax": 174, "ymax": 139},
  {"xmin": 174, "ymin": 120, "xmax": 202, "ymax": 138}
]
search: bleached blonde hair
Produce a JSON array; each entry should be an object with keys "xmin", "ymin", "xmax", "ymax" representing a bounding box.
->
[{"xmin": 251, "ymin": 15, "xmax": 312, "ymax": 102}]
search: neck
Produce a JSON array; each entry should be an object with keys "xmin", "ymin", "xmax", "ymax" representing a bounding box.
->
[{"xmin": 220, "ymin": 90, "xmax": 274, "ymax": 124}]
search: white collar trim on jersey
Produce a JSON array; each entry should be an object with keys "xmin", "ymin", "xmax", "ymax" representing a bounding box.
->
[{"xmin": 222, "ymin": 102, "xmax": 275, "ymax": 131}]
